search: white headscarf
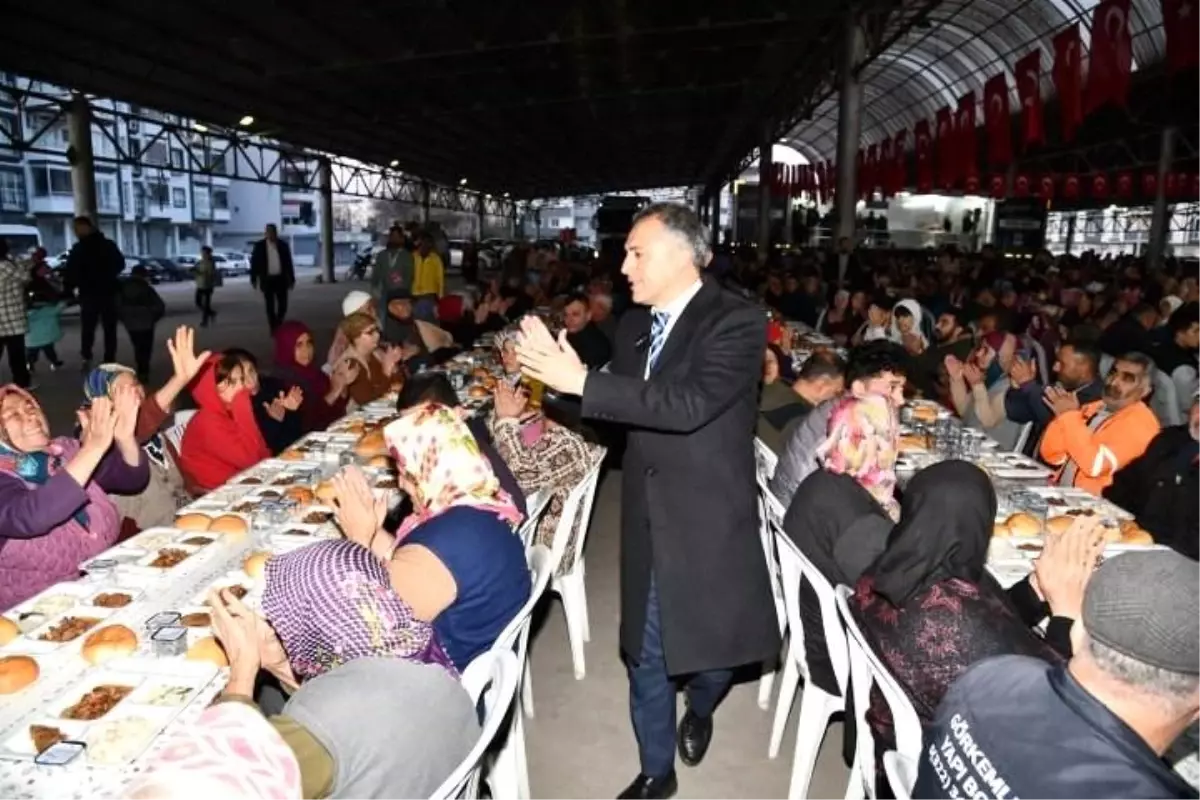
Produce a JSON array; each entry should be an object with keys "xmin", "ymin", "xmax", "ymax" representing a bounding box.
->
[{"xmin": 889, "ymin": 299, "xmax": 928, "ymax": 346}]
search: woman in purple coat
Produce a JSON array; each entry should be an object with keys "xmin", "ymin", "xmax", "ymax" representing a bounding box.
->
[{"xmin": 0, "ymin": 383, "xmax": 148, "ymax": 611}]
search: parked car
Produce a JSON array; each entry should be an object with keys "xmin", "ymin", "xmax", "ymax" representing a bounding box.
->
[
  {"xmin": 215, "ymin": 250, "xmax": 251, "ymax": 276},
  {"xmin": 130, "ymin": 257, "xmax": 192, "ymax": 283}
]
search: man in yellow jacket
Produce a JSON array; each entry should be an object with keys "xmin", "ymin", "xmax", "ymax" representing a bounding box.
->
[
  {"xmin": 1040, "ymin": 351, "xmax": 1161, "ymax": 497},
  {"xmin": 411, "ymin": 232, "xmax": 445, "ymax": 322}
]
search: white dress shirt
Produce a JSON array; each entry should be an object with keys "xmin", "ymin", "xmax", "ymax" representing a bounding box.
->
[
  {"xmin": 644, "ymin": 279, "xmax": 704, "ymax": 379},
  {"xmin": 266, "ymin": 241, "xmax": 282, "ymax": 276}
]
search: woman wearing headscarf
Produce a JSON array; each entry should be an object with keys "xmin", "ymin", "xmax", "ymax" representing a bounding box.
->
[
  {"xmin": 332, "ymin": 403, "xmax": 530, "ymax": 669},
  {"xmin": 324, "ymin": 290, "xmax": 375, "ymax": 372},
  {"xmin": 178, "ymin": 352, "xmax": 273, "ymax": 493},
  {"xmin": 889, "ymin": 298, "xmax": 929, "ymax": 352},
  {"xmin": 272, "ymin": 321, "xmax": 358, "ymax": 434},
  {"xmin": 815, "ymin": 393, "xmax": 900, "ymax": 520},
  {"xmin": 339, "ymin": 312, "xmax": 406, "ymax": 407},
  {"xmin": 818, "ymin": 289, "xmax": 860, "ymax": 345},
  {"xmin": 189, "ymin": 540, "xmax": 477, "ymax": 800},
  {"xmin": 0, "ymin": 383, "xmax": 148, "ymax": 610},
  {"xmin": 493, "ymin": 324, "xmax": 523, "ymax": 378},
  {"xmin": 850, "ymin": 460, "xmax": 1060, "ymax": 753}
]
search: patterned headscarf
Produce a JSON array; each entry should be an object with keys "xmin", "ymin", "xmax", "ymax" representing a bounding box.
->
[
  {"xmin": 817, "ymin": 393, "xmax": 900, "ymax": 520},
  {"xmin": 492, "ymin": 325, "xmax": 522, "ymax": 370},
  {"xmin": 0, "ymin": 385, "xmax": 88, "ymax": 526},
  {"xmin": 261, "ymin": 539, "xmax": 454, "ymax": 681},
  {"xmin": 82, "ymin": 364, "xmax": 170, "ymax": 470},
  {"xmin": 385, "ymin": 402, "xmax": 524, "ymax": 542},
  {"xmin": 124, "ymin": 702, "xmax": 302, "ymax": 799}
]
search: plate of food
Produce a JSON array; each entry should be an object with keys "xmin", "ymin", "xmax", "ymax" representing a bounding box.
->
[
  {"xmin": 5, "ymin": 607, "xmax": 118, "ymax": 654},
  {"xmin": 135, "ymin": 544, "xmax": 202, "ymax": 571}
]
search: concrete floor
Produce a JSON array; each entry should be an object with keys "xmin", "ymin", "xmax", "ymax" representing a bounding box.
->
[{"xmin": 15, "ymin": 275, "xmax": 851, "ymax": 799}]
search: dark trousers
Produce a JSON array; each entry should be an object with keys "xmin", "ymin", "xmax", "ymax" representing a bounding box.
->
[
  {"xmin": 261, "ymin": 276, "xmax": 289, "ymax": 332},
  {"xmin": 79, "ymin": 294, "xmax": 119, "ymax": 362},
  {"xmin": 1, "ymin": 334, "xmax": 31, "ymax": 387},
  {"xmin": 195, "ymin": 289, "xmax": 215, "ymax": 325},
  {"xmin": 127, "ymin": 327, "xmax": 155, "ymax": 378},
  {"xmin": 628, "ymin": 576, "xmax": 732, "ymax": 779},
  {"xmin": 26, "ymin": 344, "xmax": 61, "ymax": 367}
]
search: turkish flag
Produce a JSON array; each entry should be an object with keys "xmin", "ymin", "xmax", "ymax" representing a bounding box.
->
[
  {"xmin": 1171, "ymin": 171, "xmax": 1192, "ymax": 199},
  {"xmin": 1092, "ymin": 173, "xmax": 1110, "ymax": 200},
  {"xmin": 879, "ymin": 138, "xmax": 894, "ymax": 196},
  {"xmin": 866, "ymin": 144, "xmax": 880, "ymax": 195},
  {"xmin": 1163, "ymin": 0, "xmax": 1200, "ymax": 73},
  {"xmin": 1014, "ymin": 174, "xmax": 1032, "ymax": 198},
  {"xmin": 989, "ymin": 175, "xmax": 1007, "ymax": 199},
  {"xmin": 1014, "ymin": 50, "xmax": 1044, "ymax": 149},
  {"xmin": 914, "ymin": 120, "xmax": 934, "ymax": 192},
  {"xmin": 1039, "ymin": 174, "xmax": 1056, "ymax": 200},
  {"xmin": 935, "ymin": 106, "xmax": 956, "ymax": 190},
  {"xmin": 1116, "ymin": 172, "xmax": 1134, "ymax": 200},
  {"xmin": 1053, "ymin": 25, "xmax": 1085, "ymax": 141},
  {"xmin": 1142, "ymin": 171, "xmax": 1158, "ymax": 198},
  {"xmin": 1085, "ymin": 0, "xmax": 1133, "ymax": 114},
  {"xmin": 983, "ymin": 73, "xmax": 1012, "ymax": 166},
  {"xmin": 893, "ymin": 130, "xmax": 908, "ymax": 194},
  {"xmin": 956, "ymin": 92, "xmax": 978, "ymax": 185},
  {"xmin": 965, "ymin": 174, "xmax": 981, "ymax": 195},
  {"xmin": 1064, "ymin": 175, "xmax": 1081, "ymax": 200}
]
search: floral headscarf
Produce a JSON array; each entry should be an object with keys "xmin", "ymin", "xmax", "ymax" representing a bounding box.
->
[
  {"xmin": 124, "ymin": 702, "xmax": 302, "ymax": 799},
  {"xmin": 0, "ymin": 385, "xmax": 88, "ymax": 526},
  {"xmin": 384, "ymin": 402, "xmax": 524, "ymax": 542},
  {"xmin": 261, "ymin": 539, "xmax": 454, "ymax": 681},
  {"xmin": 817, "ymin": 393, "xmax": 900, "ymax": 520},
  {"xmin": 492, "ymin": 325, "xmax": 522, "ymax": 365}
]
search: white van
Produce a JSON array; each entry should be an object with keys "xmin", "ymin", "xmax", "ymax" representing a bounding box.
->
[{"xmin": 0, "ymin": 224, "xmax": 42, "ymax": 258}]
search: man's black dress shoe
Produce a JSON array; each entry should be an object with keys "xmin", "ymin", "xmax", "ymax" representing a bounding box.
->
[
  {"xmin": 617, "ymin": 772, "xmax": 678, "ymax": 799},
  {"xmin": 677, "ymin": 709, "xmax": 714, "ymax": 767}
]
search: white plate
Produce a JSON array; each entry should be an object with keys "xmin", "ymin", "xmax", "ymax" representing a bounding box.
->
[
  {"xmin": 134, "ymin": 544, "xmax": 201, "ymax": 570},
  {"xmin": 190, "ymin": 573, "xmax": 256, "ymax": 608},
  {"xmin": 0, "ymin": 717, "xmax": 89, "ymax": 759},
  {"xmin": 12, "ymin": 608, "xmax": 117, "ymax": 654},
  {"xmin": 48, "ymin": 669, "xmax": 146, "ymax": 722}
]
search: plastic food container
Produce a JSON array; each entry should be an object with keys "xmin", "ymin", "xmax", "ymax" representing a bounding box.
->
[{"xmin": 151, "ymin": 626, "xmax": 188, "ymax": 657}]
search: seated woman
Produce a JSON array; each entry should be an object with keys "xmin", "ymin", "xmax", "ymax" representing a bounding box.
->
[
  {"xmin": 172, "ymin": 539, "xmax": 477, "ymax": 800},
  {"xmin": 757, "ymin": 344, "xmax": 804, "ymax": 453},
  {"xmin": 325, "ymin": 289, "xmax": 375, "ymax": 371},
  {"xmin": 333, "ymin": 403, "xmax": 530, "ymax": 669},
  {"xmin": 210, "ymin": 349, "xmax": 304, "ymax": 457},
  {"xmin": 890, "ymin": 298, "xmax": 930, "ymax": 354},
  {"xmin": 273, "ymin": 321, "xmax": 358, "ymax": 435},
  {"xmin": 178, "ymin": 353, "xmax": 272, "ymax": 493},
  {"xmin": 850, "ymin": 460, "xmax": 1060, "ymax": 752},
  {"xmin": 488, "ymin": 380, "xmax": 605, "ymax": 575},
  {"xmin": 818, "ymin": 289, "xmax": 861, "ymax": 345},
  {"xmin": 382, "ymin": 287, "xmax": 458, "ymax": 369},
  {"xmin": 945, "ymin": 338, "xmax": 1023, "ymax": 451},
  {"xmin": 395, "ymin": 372, "xmax": 525, "ymax": 515},
  {"xmin": 80, "ymin": 327, "xmax": 208, "ymax": 533},
  {"xmin": 0, "ymin": 384, "xmax": 148, "ymax": 610},
  {"xmin": 340, "ymin": 312, "xmax": 406, "ymax": 407}
]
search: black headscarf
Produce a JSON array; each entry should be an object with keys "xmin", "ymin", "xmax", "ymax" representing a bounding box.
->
[
  {"xmin": 864, "ymin": 459, "xmax": 997, "ymax": 606},
  {"xmin": 783, "ymin": 469, "xmax": 894, "ymax": 587}
]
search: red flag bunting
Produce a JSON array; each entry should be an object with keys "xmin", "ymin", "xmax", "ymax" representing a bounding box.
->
[
  {"xmin": 1164, "ymin": 0, "xmax": 1200, "ymax": 72},
  {"xmin": 893, "ymin": 130, "xmax": 908, "ymax": 194},
  {"xmin": 935, "ymin": 106, "xmax": 956, "ymax": 190},
  {"xmin": 1053, "ymin": 25, "xmax": 1085, "ymax": 142},
  {"xmin": 983, "ymin": 73, "xmax": 1013, "ymax": 166},
  {"xmin": 1142, "ymin": 171, "xmax": 1158, "ymax": 198},
  {"xmin": 914, "ymin": 120, "xmax": 934, "ymax": 193},
  {"xmin": 879, "ymin": 138, "xmax": 894, "ymax": 196},
  {"xmin": 956, "ymin": 92, "xmax": 978, "ymax": 185},
  {"xmin": 865, "ymin": 144, "xmax": 879, "ymax": 196},
  {"xmin": 1116, "ymin": 172, "xmax": 1134, "ymax": 200},
  {"xmin": 1085, "ymin": 0, "xmax": 1133, "ymax": 114},
  {"xmin": 1063, "ymin": 174, "xmax": 1081, "ymax": 200},
  {"xmin": 1039, "ymin": 174, "xmax": 1056, "ymax": 200},
  {"xmin": 1092, "ymin": 173, "xmax": 1110, "ymax": 200},
  {"xmin": 965, "ymin": 174, "xmax": 981, "ymax": 195},
  {"xmin": 1014, "ymin": 174, "xmax": 1032, "ymax": 198},
  {"xmin": 989, "ymin": 175, "xmax": 1007, "ymax": 199},
  {"xmin": 1014, "ymin": 50, "xmax": 1045, "ymax": 150},
  {"xmin": 1171, "ymin": 171, "xmax": 1192, "ymax": 199}
]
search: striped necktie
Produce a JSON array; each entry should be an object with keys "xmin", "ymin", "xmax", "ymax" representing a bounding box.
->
[{"xmin": 647, "ymin": 311, "xmax": 670, "ymax": 372}]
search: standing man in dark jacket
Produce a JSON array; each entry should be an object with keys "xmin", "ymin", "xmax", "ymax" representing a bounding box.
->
[
  {"xmin": 63, "ymin": 216, "xmax": 125, "ymax": 368},
  {"xmin": 516, "ymin": 203, "xmax": 779, "ymax": 799},
  {"xmin": 250, "ymin": 223, "xmax": 295, "ymax": 333}
]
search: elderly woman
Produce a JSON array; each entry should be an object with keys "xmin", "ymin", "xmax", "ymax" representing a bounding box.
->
[
  {"xmin": 194, "ymin": 540, "xmax": 477, "ymax": 799},
  {"xmin": 0, "ymin": 384, "xmax": 148, "ymax": 610},
  {"xmin": 493, "ymin": 324, "xmax": 523, "ymax": 378},
  {"xmin": 488, "ymin": 381, "xmax": 605, "ymax": 576},
  {"xmin": 325, "ymin": 290, "xmax": 375, "ymax": 371},
  {"xmin": 333, "ymin": 403, "xmax": 530, "ymax": 669},
  {"xmin": 340, "ymin": 312, "xmax": 406, "ymax": 407},
  {"xmin": 80, "ymin": 327, "xmax": 208, "ymax": 532}
]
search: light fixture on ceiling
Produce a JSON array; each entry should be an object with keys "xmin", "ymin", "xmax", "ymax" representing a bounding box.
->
[
  {"xmin": 191, "ymin": 122, "xmax": 208, "ymax": 133},
  {"xmin": 389, "ymin": 159, "xmax": 400, "ymax": 168},
  {"xmin": 238, "ymin": 114, "xmax": 255, "ymax": 126},
  {"xmin": 503, "ymin": 192, "xmax": 510, "ymax": 198},
  {"xmin": 459, "ymin": 178, "xmax": 468, "ymax": 186}
]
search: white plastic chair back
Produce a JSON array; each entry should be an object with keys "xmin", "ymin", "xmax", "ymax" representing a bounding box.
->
[
  {"xmin": 755, "ymin": 437, "xmax": 779, "ymax": 483},
  {"xmin": 834, "ymin": 585, "xmax": 923, "ymax": 799},
  {"xmin": 518, "ymin": 490, "xmax": 552, "ymax": 549},
  {"xmin": 775, "ymin": 532, "xmax": 851, "ymax": 698},
  {"xmin": 546, "ymin": 459, "xmax": 603, "ymax": 577},
  {"xmin": 1150, "ymin": 367, "xmax": 1183, "ymax": 426},
  {"xmin": 492, "ymin": 545, "xmax": 554, "ymax": 659},
  {"xmin": 427, "ymin": 649, "xmax": 520, "ymax": 799},
  {"xmin": 165, "ymin": 409, "xmax": 197, "ymax": 453},
  {"xmin": 1012, "ymin": 421, "xmax": 1034, "ymax": 455},
  {"xmin": 1100, "ymin": 353, "xmax": 1115, "ymax": 380},
  {"xmin": 814, "ymin": 308, "xmax": 828, "ymax": 335},
  {"xmin": 883, "ymin": 751, "xmax": 917, "ymax": 800},
  {"xmin": 1025, "ymin": 336, "xmax": 1049, "ymax": 386}
]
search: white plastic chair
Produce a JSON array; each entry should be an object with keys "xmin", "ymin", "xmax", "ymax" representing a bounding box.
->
[
  {"xmin": 768, "ymin": 530, "xmax": 851, "ymax": 800},
  {"xmin": 517, "ymin": 490, "xmax": 552, "ymax": 549},
  {"xmin": 1100, "ymin": 353, "xmax": 1115, "ymax": 380},
  {"xmin": 834, "ymin": 586, "xmax": 923, "ymax": 800},
  {"xmin": 882, "ymin": 751, "xmax": 917, "ymax": 800},
  {"xmin": 487, "ymin": 545, "xmax": 554, "ymax": 800},
  {"xmin": 1012, "ymin": 421, "xmax": 1034, "ymax": 455},
  {"xmin": 427, "ymin": 648, "xmax": 521, "ymax": 800},
  {"xmin": 755, "ymin": 437, "xmax": 780, "ymax": 482},
  {"xmin": 1150, "ymin": 367, "xmax": 1183, "ymax": 426},
  {"xmin": 1025, "ymin": 336, "xmax": 1049, "ymax": 386},
  {"xmin": 164, "ymin": 409, "xmax": 197, "ymax": 453},
  {"xmin": 754, "ymin": 438, "xmax": 786, "ymax": 710}
]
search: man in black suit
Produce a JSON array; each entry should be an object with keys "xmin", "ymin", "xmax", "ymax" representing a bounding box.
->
[
  {"xmin": 517, "ymin": 203, "xmax": 779, "ymax": 799},
  {"xmin": 250, "ymin": 223, "xmax": 296, "ymax": 332}
]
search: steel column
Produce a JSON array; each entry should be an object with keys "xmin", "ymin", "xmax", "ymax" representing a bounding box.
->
[
  {"xmin": 758, "ymin": 126, "xmax": 773, "ymax": 259},
  {"xmin": 835, "ymin": 17, "xmax": 866, "ymax": 244},
  {"xmin": 477, "ymin": 194, "xmax": 486, "ymax": 239},
  {"xmin": 421, "ymin": 180, "xmax": 431, "ymax": 224},
  {"xmin": 711, "ymin": 188, "xmax": 721, "ymax": 250},
  {"xmin": 66, "ymin": 93, "xmax": 98, "ymax": 223},
  {"xmin": 318, "ymin": 157, "xmax": 335, "ymax": 283},
  {"xmin": 1064, "ymin": 214, "xmax": 1076, "ymax": 255},
  {"xmin": 1147, "ymin": 127, "xmax": 1176, "ymax": 270}
]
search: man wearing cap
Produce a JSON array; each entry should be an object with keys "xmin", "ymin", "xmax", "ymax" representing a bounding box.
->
[
  {"xmin": 914, "ymin": 550, "xmax": 1199, "ymax": 799},
  {"xmin": 1105, "ymin": 391, "xmax": 1200, "ymax": 560}
]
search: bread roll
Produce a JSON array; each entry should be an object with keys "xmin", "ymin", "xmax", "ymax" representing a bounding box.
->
[
  {"xmin": 314, "ymin": 480, "xmax": 338, "ymax": 505},
  {"xmin": 911, "ymin": 405, "xmax": 939, "ymax": 423},
  {"xmin": 0, "ymin": 616, "xmax": 18, "ymax": 646},
  {"xmin": 0, "ymin": 655, "xmax": 38, "ymax": 694},
  {"xmin": 468, "ymin": 385, "xmax": 490, "ymax": 399},
  {"xmin": 186, "ymin": 636, "xmax": 228, "ymax": 668},
  {"xmin": 1121, "ymin": 527, "xmax": 1154, "ymax": 546},
  {"xmin": 208, "ymin": 515, "xmax": 248, "ymax": 536},
  {"xmin": 1044, "ymin": 516, "xmax": 1074, "ymax": 536},
  {"xmin": 82, "ymin": 625, "xmax": 138, "ymax": 666},
  {"xmin": 1102, "ymin": 524, "xmax": 1124, "ymax": 543},
  {"xmin": 992, "ymin": 522, "xmax": 1011, "ymax": 538},
  {"xmin": 243, "ymin": 552, "xmax": 270, "ymax": 579},
  {"xmin": 279, "ymin": 448, "xmax": 305, "ymax": 461},
  {"xmin": 1005, "ymin": 512, "xmax": 1042, "ymax": 538},
  {"xmin": 472, "ymin": 367, "xmax": 490, "ymax": 379},
  {"xmin": 354, "ymin": 429, "xmax": 387, "ymax": 458},
  {"xmin": 367, "ymin": 455, "xmax": 393, "ymax": 470},
  {"xmin": 285, "ymin": 486, "xmax": 314, "ymax": 505},
  {"xmin": 174, "ymin": 513, "xmax": 212, "ymax": 532},
  {"xmin": 1119, "ymin": 519, "xmax": 1140, "ymax": 537},
  {"xmin": 897, "ymin": 435, "xmax": 927, "ymax": 452}
]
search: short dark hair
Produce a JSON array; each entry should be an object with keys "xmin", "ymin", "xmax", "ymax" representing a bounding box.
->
[
  {"xmin": 1061, "ymin": 337, "xmax": 1102, "ymax": 375},
  {"xmin": 1168, "ymin": 301, "xmax": 1199, "ymax": 335},
  {"xmin": 395, "ymin": 372, "xmax": 461, "ymax": 411},
  {"xmin": 1132, "ymin": 302, "xmax": 1158, "ymax": 320},
  {"xmin": 893, "ymin": 304, "xmax": 914, "ymax": 320},
  {"xmin": 868, "ymin": 292, "xmax": 892, "ymax": 312},
  {"xmin": 73, "ymin": 215, "xmax": 94, "ymax": 228},
  {"xmin": 797, "ymin": 351, "xmax": 846, "ymax": 383},
  {"xmin": 1116, "ymin": 351, "xmax": 1155, "ymax": 378},
  {"xmin": 216, "ymin": 348, "xmax": 256, "ymax": 384},
  {"xmin": 563, "ymin": 292, "xmax": 590, "ymax": 309},
  {"xmin": 201, "ymin": 245, "xmax": 213, "ymax": 255},
  {"xmin": 939, "ymin": 308, "xmax": 968, "ymax": 330},
  {"xmin": 631, "ymin": 202, "xmax": 711, "ymax": 268},
  {"xmin": 845, "ymin": 341, "xmax": 907, "ymax": 386}
]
